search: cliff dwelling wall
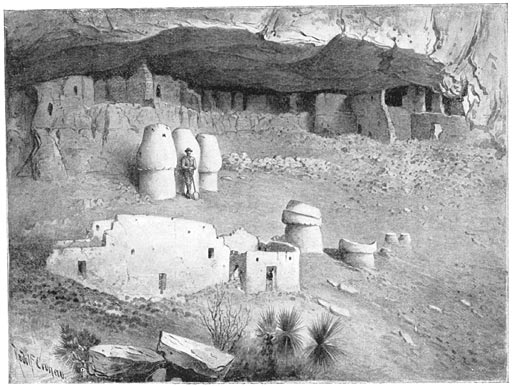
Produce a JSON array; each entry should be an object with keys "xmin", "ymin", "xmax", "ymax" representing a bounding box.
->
[
  {"xmin": 351, "ymin": 91, "xmax": 390, "ymax": 141},
  {"xmin": 313, "ymin": 93, "xmax": 357, "ymax": 135},
  {"xmin": 7, "ymin": 67, "xmax": 313, "ymax": 179},
  {"xmin": 411, "ymin": 113, "xmax": 469, "ymax": 142}
]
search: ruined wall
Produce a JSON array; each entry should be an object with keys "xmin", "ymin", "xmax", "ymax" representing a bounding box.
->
[
  {"xmin": 47, "ymin": 215, "xmax": 230, "ymax": 299},
  {"xmin": 411, "ymin": 113, "xmax": 470, "ymax": 142},
  {"xmin": 351, "ymin": 92, "xmax": 390, "ymax": 141},
  {"xmin": 314, "ymin": 93, "xmax": 357, "ymax": 135},
  {"xmin": 32, "ymin": 76, "xmax": 94, "ymax": 130},
  {"xmin": 388, "ymin": 107, "xmax": 412, "ymax": 141},
  {"xmin": 8, "ymin": 71, "xmax": 313, "ymax": 180},
  {"xmin": 244, "ymin": 242, "xmax": 300, "ymax": 294},
  {"xmin": 126, "ymin": 63, "xmax": 153, "ymax": 104}
]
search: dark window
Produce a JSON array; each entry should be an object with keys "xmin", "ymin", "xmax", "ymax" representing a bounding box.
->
[
  {"xmin": 73, "ymin": 86, "xmax": 78, "ymax": 95},
  {"xmin": 442, "ymin": 96, "xmax": 465, "ymax": 116},
  {"xmin": 156, "ymin": 85, "xmax": 161, "ymax": 98},
  {"xmin": 425, "ymin": 88, "xmax": 434, "ymax": 112},
  {"xmin": 357, "ymin": 124, "xmax": 362, "ymax": 134},
  {"xmin": 208, "ymin": 248, "xmax": 214, "ymax": 259},
  {"xmin": 47, "ymin": 103, "xmax": 53, "ymax": 116},
  {"xmin": 385, "ymin": 86, "xmax": 408, "ymax": 107},
  {"xmin": 159, "ymin": 273, "xmax": 167, "ymax": 294},
  {"xmin": 78, "ymin": 261, "xmax": 87, "ymax": 278},
  {"xmin": 242, "ymin": 94, "xmax": 248, "ymax": 111}
]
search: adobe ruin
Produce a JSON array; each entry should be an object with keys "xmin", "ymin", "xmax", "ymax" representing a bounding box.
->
[{"xmin": 48, "ymin": 215, "xmax": 301, "ymax": 298}]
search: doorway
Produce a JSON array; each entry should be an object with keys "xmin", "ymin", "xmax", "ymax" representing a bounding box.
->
[
  {"xmin": 78, "ymin": 261, "xmax": 87, "ymax": 278},
  {"xmin": 266, "ymin": 266, "xmax": 276, "ymax": 291}
]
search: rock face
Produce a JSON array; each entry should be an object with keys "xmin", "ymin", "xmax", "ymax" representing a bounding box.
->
[
  {"xmin": 4, "ymin": 6, "xmax": 506, "ymax": 180},
  {"xmin": 5, "ymin": 5, "xmax": 506, "ymax": 138}
]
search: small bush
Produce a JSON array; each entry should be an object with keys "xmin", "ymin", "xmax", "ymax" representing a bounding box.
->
[
  {"xmin": 54, "ymin": 324, "xmax": 101, "ymax": 375},
  {"xmin": 199, "ymin": 285, "xmax": 250, "ymax": 353}
]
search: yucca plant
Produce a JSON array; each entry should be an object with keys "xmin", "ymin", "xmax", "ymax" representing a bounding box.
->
[
  {"xmin": 54, "ymin": 324, "xmax": 101, "ymax": 375},
  {"xmin": 275, "ymin": 308, "xmax": 304, "ymax": 361},
  {"xmin": 256, "ymin": 308, "xmax": 277, "ymax": 379},
  {"xmin": 304, "ymin": 313, "xmax": 344, "ymax": 369}
]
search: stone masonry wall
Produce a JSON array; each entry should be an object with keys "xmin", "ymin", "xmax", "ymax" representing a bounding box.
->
[
  {"xmin": 314, "ymin": 93, "xmax": 357, "ymax": 135},
  {"xmin": 411, "ymin": 112, "xmax": 469, "ymax": 142},
  {"xmin": 8, "ymin": 71, "xmax": 312, "ymax": 180},
  {"xmin": 351, "ymin": 91, "xmax": 390, "ymax": 141}
]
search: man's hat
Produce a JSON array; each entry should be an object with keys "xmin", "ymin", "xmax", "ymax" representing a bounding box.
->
[{"xmin": 185, "ymin": 147, "xmax": 193, "ymax": 153}]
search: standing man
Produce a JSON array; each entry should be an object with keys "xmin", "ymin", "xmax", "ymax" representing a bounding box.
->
[{"xmin": 180, "ymin": 148, "xmax": 197, "ymax": 199}]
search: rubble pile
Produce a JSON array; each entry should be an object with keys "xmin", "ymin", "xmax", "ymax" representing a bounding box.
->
[
  {"xmin": 223, "ymin": 152, "xmax": 332, "ymax": 178},
  {"xmin": 221, "ymin": 131, "xmax": 506, "ymax": 196}
]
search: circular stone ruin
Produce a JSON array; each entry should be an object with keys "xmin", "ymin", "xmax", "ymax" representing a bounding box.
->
[{"xmin": 282, "ymin": 200, "xmax": 323, "ymax": 253}]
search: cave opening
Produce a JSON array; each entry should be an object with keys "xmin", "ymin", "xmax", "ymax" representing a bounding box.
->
[
  {"xmin": 442, "ymin": 96, "xmax": 465, "ymax": 116},
  {"xmin": 385, "ymin": 86, "xmax": 408, "ymax": 107}
]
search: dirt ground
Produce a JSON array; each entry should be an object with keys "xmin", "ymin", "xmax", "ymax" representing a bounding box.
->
[{"xmin": 7, "ymin": 130, "xmax": 507, "ymax": 382}]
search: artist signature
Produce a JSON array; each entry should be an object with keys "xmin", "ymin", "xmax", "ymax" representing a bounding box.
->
[{"xmin": 11, "ymin": 343, "xmax": 66, "ymax": 380}]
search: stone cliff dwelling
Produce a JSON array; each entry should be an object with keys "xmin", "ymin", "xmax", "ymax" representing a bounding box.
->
[
  {"xmin": 9, "ymin": 56, "xmax": 467, "ymax": 182},
  {"xmin": 48, "ymin": 215, "xmax": 301, "ymax": 298}
]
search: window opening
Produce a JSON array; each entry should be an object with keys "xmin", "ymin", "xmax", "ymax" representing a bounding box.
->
[
  {"xmin": 384, "ymin": 86, "xmax": 408, "ymax": 107},
  {"xmin": 208, "ymin": 248, "xmax": 214, "ymax": 259},
  {"xmin": 73, "ymin": 86, "xmax": 78, "ymax": 95},
  {"xmin": 156, "ymin": 85, "xmax": 161, "ymax": 98},
  {"xmin": 47, "ymin": 103, "xmax": 53, "ymax": 116}
]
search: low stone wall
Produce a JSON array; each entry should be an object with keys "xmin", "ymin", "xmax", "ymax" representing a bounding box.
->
[{"xmin": 411, "ymin": 112, "xmax": 469, "ymax": 141}]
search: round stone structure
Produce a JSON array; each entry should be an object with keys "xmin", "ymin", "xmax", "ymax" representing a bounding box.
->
[
  {"xmin": 339, "ymin": 238, "xmax": 377, "ymax": 269},
  {"xmin": 282, "ymin": 200, "xmax": 323, "ymax": 253},
  {"xmin": 136, "ymin": 123, "xmax": 177, "ymax": 200},
  {"xmin": 172, "ymin": 128, "xmax": 201, "ymax": 195},
  {"xmin": 196, "ymin": 134, "xmax": 222, "ymax": 192}
]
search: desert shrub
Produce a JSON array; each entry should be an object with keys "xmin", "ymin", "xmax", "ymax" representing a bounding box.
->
[
  {"xmin": 9, "ymin": 236, "xmax": 54, "ymax": 271},
  {"xmin": 304, "ymin": 313, "xmax": 344, "ymax": 369},
  {"xmin": 54, "ymin": 324, "xmax": 101, "ymax": 375},
  {"xmin": 199, "ymin": 285, "xmax": 250, "ymax": 353},
  {"xmin": 225, "ymin": 336, "xmax": 311, "ymax": 382}
]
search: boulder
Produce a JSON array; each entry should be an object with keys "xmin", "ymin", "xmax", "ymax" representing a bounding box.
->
[
  {"xmin": 157, "ymin": 331, "xmax": 234, "ymax": 381},
  {"xmin": 88, "ymin": 345, "xmax": 165, "ymax": 380}
]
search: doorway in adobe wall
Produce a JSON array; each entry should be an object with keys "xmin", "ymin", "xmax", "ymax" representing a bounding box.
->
[{"xmin": 266, "ymin": 266, "xmax": 276, "ymax": 291}]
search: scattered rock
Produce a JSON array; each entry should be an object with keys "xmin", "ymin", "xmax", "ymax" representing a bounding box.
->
[
  {"xmin": 428, "ymin": 305, "xmax": 443, "ymax": 313},
  {"xmin": 220, "ymin": 176, "xmax": 233, "ymax": 181},
  {"xmin": 337, "ymin": 283, "xmax": 359, "ymax": 295},
  {"xmin": 461, "ymin": 299, "xmax": 471, "ymax": 307},
  {"xmin": 327, "ymin": 279, "xmax": 339, "ymax": 288},
  {"xmin": 329, "ymin": 304, "xmax": 351, "ymax": 318},
  {"xmin": 399, "ymin": 330, "xmax": 416, "ymax": 346},
  {"xmin": 403, "ymin": 207, "xmax": 412, "ymax": 213},
  {"xmin": 105, "ymin": 309, "xmax": 123, "ymax": 317}
]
